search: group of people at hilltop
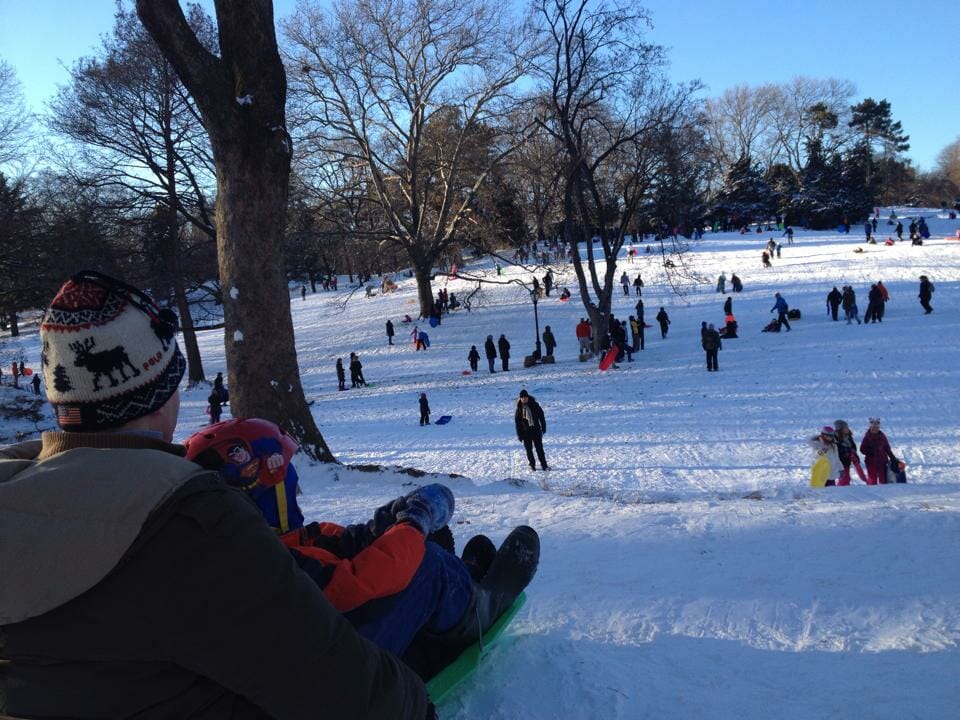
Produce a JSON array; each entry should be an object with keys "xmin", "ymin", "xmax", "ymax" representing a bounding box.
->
[{"xmin": 810, "ymin": 418, "xmax": 904, "ymax": 486}]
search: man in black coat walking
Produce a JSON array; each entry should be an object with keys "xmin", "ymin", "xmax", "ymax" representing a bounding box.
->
[
  {"xmin": 702, "ymin": 323, "xmax": 722, "ymax": 371},
  {"xmin": 542, "ymin": 326, "xmax": 557, "ymax": 358},
  {"xmin": 386, "ymin": 319, "xmax": 395, "ymax": 345},
  {"xmin": 484, "ymin": 335, "xmax": 497, "ymax": 373},
  {"xmin": 827, "ymin": 287, "xmax": 843, "ymax": 321},
  {"xmin": 515, "ymin": 389, "xmax": 548, "ymax": 471},
  {"xmin": 919, "ymin": 275, "xmax": 934, "ymax": 313},
  {"xmin": 498, "ymin": 334, "xmax": 511, "ymax": 371},
  {"xmin": 723, "ymin": 296, "xmax": 733, "ymax": 316}
]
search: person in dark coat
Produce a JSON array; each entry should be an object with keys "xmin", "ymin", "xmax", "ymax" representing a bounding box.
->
[
  {"xmin": 386, "ymin": 319, "xmax": 395, "ymax": 345},
  {"xmin": 301, "ymin": 285, "xmax": 307, "ymax": 301},
  {"xmin": 0, "ymin": 272, "xmax": 435, "ymax": 719},
  {"xmin": 723, "ymin": 296, "xmax": 733, "ymax": 316},
  {"xmin": 498, "ymin": 334, "xmax": 511, "ymax": 371},
  {"xmin": 419, "ymin": 392, "xmax": 431, "ymax": 425},
  {"xmin": 656, "ymin": 307, "xmax": 670, "ymax": 338},
  {"xmin": 864, "ymin": 284, "xmax": 883, "ymax": 324},
  {"xmin": 336, "ymin": 358, "xmax": 347, "ymax": 390},
  {"xmin": 484, "ymin": 335, "xmax": 497, "ymax": 373},
  {"xmin": 515, "ymin": 389, "xmax": 548, "ymax": 471},
  {"xmin": 543, "ymin": 269, "xmax": 553, "ymax": 297},
  {"xmin": 700, "ymin": 321, "xmax": 708, "ymax": 343},
  {"xmin": 31, "ymin": 373, "xmax": 41, "ymax": 395},
  {"xmin": 919, "ymin": 275, "xmax": 934, "ymax": 313},
  {"xmin": 895, "ymin": 220, "xmax": 903, "ymax": 240},
  {"xmin": 762, "ymin": 251, "xmax": 771, "ymax": 268},
  {"xmin": 827, "ymin": 287, "xmax": 843, "ymax": 321},
  {"xmin": 702, "ymin": 323, "xmax": 722, "ymax": 371},
  {"xmin": 633, "ymin": 274, "xmax": 644, "ymax": 296},
  {"xmin": 635, "ymin": 299, "xmax": 646, "ymax": 349},
  {"xmin": 542, "ymin": 326, "xmax": 557, "ymax": 358},
  {"xmin": 350, "ymin": 352, "xmax": 366, "ymax": 387},
  {"xmin": 468, "ymin": 345, "xmax": 480, "ymax": 372},
  {"xmin": 731, "ymin": 274, "xmax": 743, "ymax": 292},
  {"xmin": 207, "ymin": 388, "xmax": 223, "ymax": 423}
]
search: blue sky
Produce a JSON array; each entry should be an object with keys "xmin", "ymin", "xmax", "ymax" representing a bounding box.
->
[{"xmin": 1, "ymin": 0, "xmax": 956, "ymax": 169}]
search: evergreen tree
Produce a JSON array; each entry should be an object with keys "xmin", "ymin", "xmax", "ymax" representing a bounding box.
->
[
  {"xmin": 711, "ymin": 155, "xmax": 775, "ymax": 227},
  {"xmin": 53, "ymin": 364, "xmax": 73, "ymax": 393}
]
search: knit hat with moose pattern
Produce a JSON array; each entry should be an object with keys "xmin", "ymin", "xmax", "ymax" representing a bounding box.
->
[{"xmin": 40, "ymin": 271, "xmax": 185, "ymax": 431}]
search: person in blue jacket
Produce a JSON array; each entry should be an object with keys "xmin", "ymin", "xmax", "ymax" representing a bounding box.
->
[{"xmin": 770, "ymin": 292, "xmax": 791, "ymax": 331}]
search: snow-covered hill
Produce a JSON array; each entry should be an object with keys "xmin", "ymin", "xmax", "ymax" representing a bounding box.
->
[{"xmin": 3, "ymin": 209, "xmax": 959, "ymax": 718}]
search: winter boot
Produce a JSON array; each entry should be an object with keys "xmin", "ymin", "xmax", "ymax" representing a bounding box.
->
[
  {"xmin": 405, "ymin": 526, "xmax": 540, "ymax": 679},
  {"xmin": 461, "ymin": 534, "xmax": 496, "ymax": 582}
]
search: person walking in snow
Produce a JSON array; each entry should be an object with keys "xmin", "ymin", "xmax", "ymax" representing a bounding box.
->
[
  {"xmin": 386, "ymin": 319, "xmax": 395, "ymax": 345},
  {"xmin": 629, "ymin": 316, "xmax": 641, "ymax": 352},
  {"xmin": 336, "ymin": 358, "xmax": 346, "ymax": 391},
  {"xmin": 895, "ymin": 220, "xmax": 903, "ymax": 241},
  {"xmin": 864, "ymin": 221, "xmax": 873, "ymax": 243},
  {"xmin": 833, "ymin": 419, "xmax": 867, "ymax": 485},
  {"xmin": 31, "ymin": 373, "xmax": 41, "ymax": 396},
  {"xmin": 484, "ymin": 335, "xmax": 497, "ymax": 373},
  {"xmin": 723, "ymin": 296, "xmax": 733, "ymax": 316},
  {"xmin": 468, "ymin": 345, "xmax": 480, "ymax": 372},
  {"xmin": 515, "ymin": 389, "xmax": 548, "ymax": 471},
  {"xmin": 864, "ymin": 284, "xmax": 883, "ymax": 324},
  {"xmin": 655, "ymin": 307, "xmax": 670, "ymax": 339},
  {"xmin": 702, "ymin": 323, "xmax": 721, "ymax": 371},
  {"xmin": 419, "ymin": 392, "xmax": 431, "ymax": 426},
  {"xmin": 783, "ymin": 226, "xmax": 794, "ymax": 244},
  {"xmin": 716, "ymin": 272, "xmax": 726, "ymax": 293},
  {"xmin": 498, "ymin": 334, "xmax": 511, "ymax": 371},
  {"xmin": 635, "ymin": 299, "xmax": 646, "ymax": 349},
  {"xmin": 827, "ymin": 287, "xmax": 843, "ymax": 321},
  {"xmin": 770, "ymin": 292, "xmax": 791, "ymax": 331},
  {"xmin": 542, "ymin": 326, "xmax": 557, "ymax": 358},
  {"xmin": 620, "ymin": 271, "xmax": 630, "ymax": 296},
  {"xmin": 207, "ymin": 388, "xmax": 224, "ymax": 424},
  {"xmin": 860, "ymin": 418, "xmax": 900, "ymax": 485},
  {"xmin": 876, "ymin": 281, "xmax": 889, "ymax": 320},
  {"xmin": 350, "ymin": 352, "xmax": 366, "ymax": 387},
  {"xmin": 633, "ymin": 274, "xmax": 644, "ymax": 296},
  {"xmin": 919, "ymin": 275, "xmax": 934, "ymax": 314},
  {"xmin": 842, "ymin": 286, "xmax": 861, "ymax": 325}
]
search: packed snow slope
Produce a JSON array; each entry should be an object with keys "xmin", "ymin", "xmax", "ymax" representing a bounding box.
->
[{"xmin": 2, "ymin": 210, "xmax": 959, "ymax": 718}]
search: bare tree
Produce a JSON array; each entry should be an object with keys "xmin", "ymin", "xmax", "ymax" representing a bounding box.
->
[
  {"xmin": 0, "ymin": 60, "xmax": 33, "ymax": 172},
  {"xmin": 49, "ymin": 5, "xmax": 216, "ymax": 385},
  {"xmin": 532, "ymin": 0, "xmax": 696, "ymax": 352},
  {"xmin": 284, "ymin": 0, "xmax": 532, "ymax": 317},
  {"xmin": 702, "ymin": 84, "xmax": 780, "ymax": 185},
  {"xmin": 937, "ymin": 136, "xmax": 960, "ymax": 194},
  {"xmin": 136, "ymin": 0, "xmax": 335, "ymax": 461}
]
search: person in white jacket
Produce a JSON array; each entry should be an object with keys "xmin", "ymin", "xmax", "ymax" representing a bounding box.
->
[{"xmin": 809, "ymin": 426, "xmax": 842, "ymax": 486}]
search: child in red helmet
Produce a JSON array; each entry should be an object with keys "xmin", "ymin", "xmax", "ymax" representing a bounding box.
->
[{"xmin": 184, "ymin": 418, "xmax": 540, "ymax": 668}]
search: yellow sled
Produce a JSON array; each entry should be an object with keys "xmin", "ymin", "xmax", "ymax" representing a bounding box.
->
[{"xmin": 810, "ymin": 454, "xmax": 830, "ymax": 487}]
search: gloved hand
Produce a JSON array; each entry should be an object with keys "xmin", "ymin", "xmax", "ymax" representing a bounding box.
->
[
  {"xmin": 396, "ymin": 483, "xmax": 454, "ymax": 534},
  {"xmin": 367, "ymin": 495, "xmax": 407, "ymax": 537}
]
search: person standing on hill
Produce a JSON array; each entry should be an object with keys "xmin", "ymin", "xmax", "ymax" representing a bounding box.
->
[
  {"xmin": 575, "ymin": 318, "xmax": 593, "ymax": 355},
  {"xmin": 635, "ymin": 300, "xmax": 646, "ymax": 349},
  {"xmin": 620, "ymin": 272, "xmax": 630, "ymax": 296},
  {"xmin": 208, "ymin": 388, "xmax": 224, "ymax": 424},
  {"xmin": 350, "ymin": 352, "xmax": 366, "ymax": 387},
  {"xmin": 543, "ymin": 269, "xmax": 554, "ymax": 297},
  {"xmin": 484, "ymin": 335, "xmax": 497, "ymax": 373},
  {"xmin": 542, "ymin": 326, "xmax": 557, "ymax": 358},
  {"xmin": 31, "ymin": 373, "xmax": 41, "ymax": 396},
  {"xmin": 770, "ymin": 292, "xmax": 791, "ymax": 331},
  {"xmin": 842, "ymin": 286, "xmax": 861, "ymax": 325},
  {"xmin": 895, "ymin": 220, "xmax": 903, "ymax": 240},
  {"xmin": 834, "ymin": 419, "xmax": 867, "ymax": 485},
  {"xmin": 498, "ymin": 334, "xmax": 511, "ymax": 371},
  {"xmin": 656, "ymin": 307, "xmax": 670, "ymax": 338},
  {"xmin": 876, "ymin": 281, "xmax": 889, "ymax": 320},
  {"xmin": 864, "ymin": 284, "xmax": 883, "ymax": 324},
  {"xmin": 716, "ymin": 272, "xmax": 726, "ymax": 293},
  {"xmin": 386, "ymin": 319, "xmax": 395, "ymax": 345},
  {"xmin": 919, "ymin": 275, "xmax": 934, "ymax": 314},
  {"xmin": 702, "ymin": 323, "xmax": 722, "ymax": 371},
  {"xmin": 827, "ymin": 287, "xmax": 843, "ymax": 321},
  {"xmin": 783, "ymin": 226, "xmax": 794, "ymax": 244},
  {"xmin": 723, "ymin": 296, "xmax": 733, "ymax": 316},
  {"xmin": 468, "ymin": 345, "xmax": 480, "ymax": 372},
  {"xmin": 336, "ymin": 358, "xmax": 346, "ymax": 391},
  {"xmin": 860, "ymin": 418, "xmax": 900, "ymax": 485},
  {"xmin": 515, "ymin": 389, "xmax": 548, "ymax": 471},
  {"xmin": 731, "ymin": 274, "xmax": 743, "ymax": 292},
  {"xmin": 419, "ymin": 392, "xmax": 431, "ymax": 426},
  {"xmin": 633, "ymin": 274, "xmax": 644, "ymax": 296}
]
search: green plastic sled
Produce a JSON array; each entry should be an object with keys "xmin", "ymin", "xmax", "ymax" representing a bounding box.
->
[{"xmin": 426, "ymin": 592, "xmax": 527, "ymax": 705}]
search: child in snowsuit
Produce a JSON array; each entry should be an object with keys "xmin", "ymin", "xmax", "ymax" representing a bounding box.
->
[
  {"xmin": 419, "ymin": 393, "xmax": 431, "ymax": 426},
  {"xmin": 860, "ymin": 418, "xmax": 900, "ymax": 485},
  {"xmin": 833, "ymin": 419, "xmax": 867, "ymax": 485},
  {"xmin": 468, "ymin": 345, "xmax": 480, "ymax": 372},
  {"xmin": 184, "ymin": 419, "xmax": 541, "ymax": 664}
]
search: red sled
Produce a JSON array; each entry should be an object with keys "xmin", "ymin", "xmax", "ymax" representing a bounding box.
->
[
  {"xmin": 599, "ymin": 345, "xmax": 619, "ymax": 371},
  {"xmin": 461, "ymin": 370, "xmax": 471, "ymax": 375}
]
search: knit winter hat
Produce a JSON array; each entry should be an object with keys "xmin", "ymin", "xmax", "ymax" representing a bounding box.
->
[{"xmin": 40, "ymin": 271, "xmax": 185, "ymax": 431}]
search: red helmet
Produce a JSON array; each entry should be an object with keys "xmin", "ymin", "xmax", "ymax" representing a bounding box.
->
[{"xmin": 184, "ymin": 417, "xmax": 299, "ymax": 488}]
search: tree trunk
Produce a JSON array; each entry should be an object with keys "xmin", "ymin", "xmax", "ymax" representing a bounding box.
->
[
  {"xmin": 172, "ymin": 276, "xmax": 205, "ymax": 385},
  {"xmin": 215, "ymin": 148, "xmax": 334, "ymax": 461},
  {"xmin": 414, "ymin": 260, "xmax": 434, "ymax": 318},
  {"xmin": 7, "ymin": 311, "xmax": 18, "ymax": 337}
]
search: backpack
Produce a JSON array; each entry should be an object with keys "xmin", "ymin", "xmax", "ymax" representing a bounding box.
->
[{"xmin": 787, "ymin": 309, "xmax": 801, "ymax": 320}]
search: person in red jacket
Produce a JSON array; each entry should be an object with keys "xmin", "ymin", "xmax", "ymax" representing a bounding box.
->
[
  {"xmin": 859, "ymin": 417, "xmax": 900, "ymax": 485},
  {"xmin": 575, "ymin": 317, "xmax": 593, "ymax": 355}
]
